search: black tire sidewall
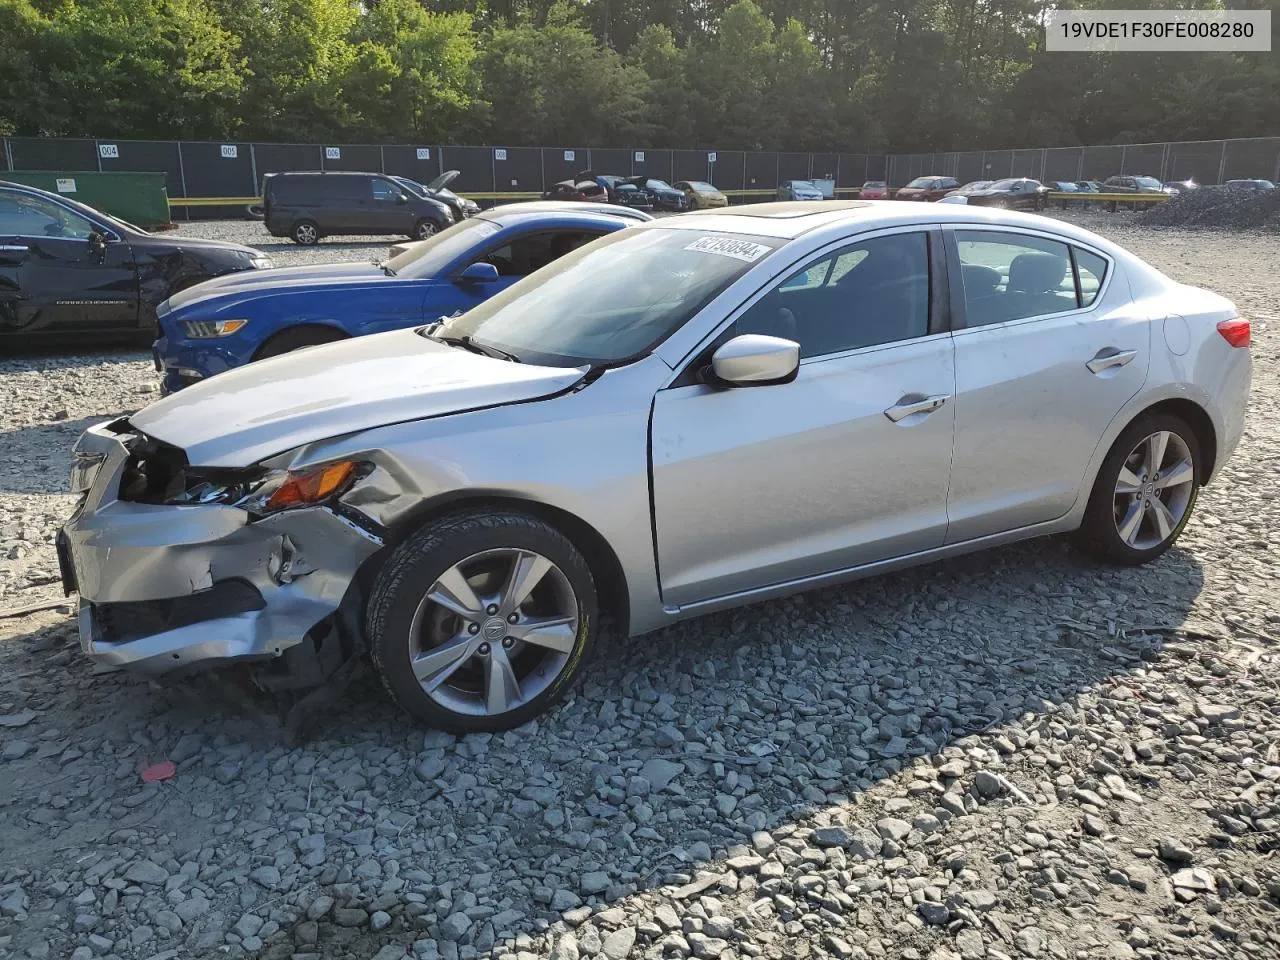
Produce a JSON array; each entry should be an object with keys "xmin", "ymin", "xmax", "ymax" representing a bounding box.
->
[
  {"xmin": 254, "ymin": 327, "xmax": 346, "ymax": 360},
  {"xmin": 368, "ymin": 512, "xmax": 599, "ymax": 733},
  {"xmin": 1078, "ymin": 413, "xmax": 1202, "ymax": 564}
]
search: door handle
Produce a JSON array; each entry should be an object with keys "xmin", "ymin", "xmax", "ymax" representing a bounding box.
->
[
  {"xmin": 0, "ymin": 244, "xmax": 29, "ymax": 253},
  {"xmin": 1086, "ymin": 348, "xmax": 1136, "ymax": 374},
  {"xmin": 884, "ymin": 393, "xmax": 951, "ymax": 423}
]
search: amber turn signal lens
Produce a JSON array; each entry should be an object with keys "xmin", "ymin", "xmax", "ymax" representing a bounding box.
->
[{"xmin": 265, "ymin": 461, "xmax": 358, "ymax": 511}]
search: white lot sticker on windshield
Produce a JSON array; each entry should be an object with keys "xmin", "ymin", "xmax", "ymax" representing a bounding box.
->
[{"xmin": 684, "ymin": 236, "xmax": 771, "ymax": 263}]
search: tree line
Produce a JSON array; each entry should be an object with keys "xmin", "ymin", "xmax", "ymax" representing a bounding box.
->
[{"xmin": 1, "ymin": 0, "xmax": 1277, "ymax": 153}]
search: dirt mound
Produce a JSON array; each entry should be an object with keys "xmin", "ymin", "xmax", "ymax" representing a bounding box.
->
[{"xmin": 1141, "ymin": 185, "xmax": 1280, "ymax": 230}]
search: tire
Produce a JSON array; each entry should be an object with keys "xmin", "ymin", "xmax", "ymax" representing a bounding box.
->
[
  {"xmin": 1074, "ymin": 413, "xmax": 1201, "ymax": 565},
  {"xmin": 413, "ymin": 219, "xmax": 439, "ymax": 241},
  {"xmin": 254, "ymin": 326, "xmax": 347, "ymax": 360},
  {"xmin": 292, "ymin": 220, "xmax": 320, "ymax": 245},
  {"xmin": 367, "ymin": 511, "xmax": 599, "ymax": 732}
]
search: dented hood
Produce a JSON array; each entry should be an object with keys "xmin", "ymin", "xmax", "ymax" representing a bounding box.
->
[{"xmin": 129, "ymin": 328, "xmax": 587, "ymax": 467}]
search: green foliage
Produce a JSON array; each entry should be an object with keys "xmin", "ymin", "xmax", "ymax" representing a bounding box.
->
[{"xmin": 0, "ymin": 0, "xmax": 1276, "ymax": 151}]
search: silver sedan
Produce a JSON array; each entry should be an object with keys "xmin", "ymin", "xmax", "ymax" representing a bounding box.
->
[{"xmin": 58, "ymin": 202, "xmax": 1252, "ymax": 732}]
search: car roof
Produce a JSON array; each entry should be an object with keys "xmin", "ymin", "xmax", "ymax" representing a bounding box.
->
[
  {"xmin": 634, "ymin": 199, "xmax": 1125, "ymax": 245},
  {"xmin": 476, "ymin": 202, "xmax": 651, "ymax": 227}
]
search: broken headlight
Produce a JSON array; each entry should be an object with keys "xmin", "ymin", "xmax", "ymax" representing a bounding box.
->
[{"xmin": 166, "ymin": 460, "xmax": 368, "ymax": 515}]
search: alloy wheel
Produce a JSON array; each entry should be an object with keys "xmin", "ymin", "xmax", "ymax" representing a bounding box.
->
[
  {"xmin": 416, "ymin": 221, "xmax": 438, "ymax": 240},
  {"xmin": 408, "ymin": 548, "xmax": 578, "ymax": 717},
  {"xmin": 1112, "ymin": 430, "xmax": 1195, "ymax": 550},
  {"xmin": 295, "ymin": 223, "xmax": 317, "ymax": 244}
]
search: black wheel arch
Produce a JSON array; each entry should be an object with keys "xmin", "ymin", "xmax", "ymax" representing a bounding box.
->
[{"xmin": 251, "ymin": 323, "xmax": 349, "ymax": 361}]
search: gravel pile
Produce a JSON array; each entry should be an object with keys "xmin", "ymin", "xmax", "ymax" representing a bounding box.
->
[
  {"xmin": 1140, "ymin": 187, "xmax": 1280, "ymax": 230},
  {"xmin": 2, "ymin": 221, "xmax": 1279, "ymax": 960}
]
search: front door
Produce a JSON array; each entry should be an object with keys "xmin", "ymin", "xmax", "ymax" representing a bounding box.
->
[
  {"xmin": 0, "ymin": 188, "xmax": 138, "ymax": 336},
  {"xmin": 944, "ymin": 227, "xmax": 1149, "ymax": 542},
  {"xmin": 370, "ymin": 178, "xmax": 414, "ymax": 234},
  {"xmin": 650, "ymin": 229, "xmax": 957, "ymax": 607}
]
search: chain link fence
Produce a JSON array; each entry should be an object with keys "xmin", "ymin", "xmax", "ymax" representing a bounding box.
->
[{"xmin": 3, "ymin": 135, "xmax": 1278, "ymax": 204}]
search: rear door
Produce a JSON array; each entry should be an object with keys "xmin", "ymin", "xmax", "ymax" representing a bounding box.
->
[
  {"xmin": 944, "ymin": 226, "xmax": 1148, "ymax": 542},
  {"xmin": 0, "ymin": 188, "xmax": 138, "ymax": 336}
]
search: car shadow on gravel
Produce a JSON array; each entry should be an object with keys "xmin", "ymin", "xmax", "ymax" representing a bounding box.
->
[
  {"xmin": 0, "ymin": 534, "xmax": 1206, "ymax": 958},
  {"xmin": 0, "ymin": 416, "xmax": 132, "ymax": 495}
]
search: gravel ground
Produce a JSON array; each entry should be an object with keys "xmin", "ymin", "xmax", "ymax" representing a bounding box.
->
[{"xmin": 2, "ymin": 216, "xmax": 1279, "ymax": 960}]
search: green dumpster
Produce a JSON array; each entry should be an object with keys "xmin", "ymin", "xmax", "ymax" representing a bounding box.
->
[{"xmin": 3, "ymin": 170, "xmax": 172, "ymax": 229}]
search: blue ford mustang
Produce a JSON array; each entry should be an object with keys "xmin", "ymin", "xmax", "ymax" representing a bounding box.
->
[{"xmin": 153, "ymin": 204, "xmax": 645, "ymax": 394}]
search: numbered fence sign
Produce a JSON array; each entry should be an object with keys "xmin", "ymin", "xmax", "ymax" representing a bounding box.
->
[
  {"xmin": 416, "ymin": 148, "xmax": 431, "ymax": 160},
  {"xmin": 221, "ymin": 145, "xmax": 238, "ymax": 159},
  {"xmin": 325, "ymin": 147, "xmax": 341, "ymax": 160},
  {"xmin": 98, "ymin": 144, "xmax": 119, "ymax": 159},
  {"xmin": 494, "ymin": 148, "xmax": 507, "ymax": 160},
  {"xmin": 708, "ymin": 152, "xmax": 717, "ymax": 163},
  {"xmin": 563, "ymin": 150, "xmax": 575, "ymax": 162},
  {"xmin": 634, "ymin": 151, "xmax": 645, "ymax": 162}
]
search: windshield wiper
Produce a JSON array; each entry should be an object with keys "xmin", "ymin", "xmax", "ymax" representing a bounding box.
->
[
  {"xmin": 423, "ymin": 323, "xmax": 520, "ymax": 362},
  {"xmin": 375, "ymin": 259, "xmax": 397, "ymax": 277}
]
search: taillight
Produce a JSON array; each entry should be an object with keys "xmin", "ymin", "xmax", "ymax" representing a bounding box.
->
[{"xmin": 1217, "ymin": 318, "xmax": 1251, "ymax": 348}]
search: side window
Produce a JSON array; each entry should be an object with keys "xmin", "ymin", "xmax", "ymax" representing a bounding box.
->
[
  {"xmin": 0, "ymin": 191, "xmax": 94, "ymax": 239},
  {"xmin": 1074, "ymin": 247, "xmax": 1108, "ymax": 307},
  {"xmin": 478, "ymin": 231, "xmax": 603, "ymax": 277},
  {"xmin": 955, "ymin": 230, "xmax": 1077, "ymax": 328},
  {"xmin": 735, "ymin": 232, "xmax": 930, "ymax": 358},
  {"xmin": 372, "ymin": 179, "xmax": 400, "ymax": 202}
]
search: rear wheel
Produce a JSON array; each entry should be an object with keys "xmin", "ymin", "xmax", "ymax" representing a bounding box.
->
[
  {"xmin": 413, "ymin": 219, "xmax": 439, "ymax": 241},
  {"xmin": 292, "ymin": 220, "xmax": 320, "ymax": 245},
  {"xmin": 1074, "ymin": 414, "xmax": 1201, "ymax": 565},
  {"xmin": 254, "ymin": 326, "xmax": 347, "ymax": 360},
  {"xmin": 368, "ymin": 511, "xmax": 599, "ymax": 732}
]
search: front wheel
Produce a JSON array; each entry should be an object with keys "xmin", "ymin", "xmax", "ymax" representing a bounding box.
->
[
  {"xmin": 368, "ymin": 511, "xmax": 599, "ymax": 732},
  {"xmin": 413, "ymin": 219, "xmax": 440, "ymax": 241},
  {"xmin": 1074, "ymin": 414, "xmax": 1201, "ymax": 565},
  {"xmin": 254, "ymin": 326, "xmax": 347, "ymax": 360}
]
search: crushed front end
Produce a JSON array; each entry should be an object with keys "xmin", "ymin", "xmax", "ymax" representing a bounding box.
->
[{"xmin": 58, "ymin": 419, "xmax": 384, "ymax": 688}]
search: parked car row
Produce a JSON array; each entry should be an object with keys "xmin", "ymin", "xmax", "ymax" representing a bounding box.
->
[{"xmin": 56, "ymin": 198, "xmax": 1252, "ymax": 734}]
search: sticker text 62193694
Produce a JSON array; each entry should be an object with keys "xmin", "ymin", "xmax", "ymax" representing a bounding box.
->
[{"xmin": 683, "ymin": 236, "xmax": 772, "ymax": 263}]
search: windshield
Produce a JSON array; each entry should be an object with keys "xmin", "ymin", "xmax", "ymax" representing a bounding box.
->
[
  {"xmin": 863, "ymin": 181, "xmax": 886, "ymax": 188},
  {"xmin": 647, "ymin": 179, "xmax": 673, "ymax": 190},
  {"xmin": 990, "ymin": 179, "xmax": 1020, "ymax": 189},
  {"xmin": 436, "ymin": 228, "xmax": 782, "ymax": 366},
  {"xmin": 689, "ymin": 182, "xmax": 717, "ymax": 192},
  {"xmin": 383, "ymin": 216, "xmax": 499, "ymax": 279},
  {"xmin": 393, "ymin": 176, "xmax": 426, "ymax": 195},
  {"xmin": 792, "ymin": 181, "xmax": 819, "ymax": 191},
  {"xmin": 1134, "ymin": 176, "xmax": 1161, "ymax": 188}
]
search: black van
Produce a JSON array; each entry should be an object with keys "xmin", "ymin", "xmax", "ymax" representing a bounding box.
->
[{"xmin": 263, "ymin": 171, "xmax": 454, "ymax": 245}]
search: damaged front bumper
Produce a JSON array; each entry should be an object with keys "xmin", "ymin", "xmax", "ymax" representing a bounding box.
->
[{"xmin": 59, "ymin": 420, "xmax": 383, "ymax": 676}]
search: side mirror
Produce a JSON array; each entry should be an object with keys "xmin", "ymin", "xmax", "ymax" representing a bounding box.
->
[
  {"xmin": 457, "ymin": 261, "xmax": 499, "ymax": 284},
  {"xmin": 88, "ymin": 230, "xmax": 107, "ymax": 252},
  {"xmin": 396, "ymin": 193, "xmax": 408, "ymax": 204},
  {"xmin": 706, "ymin": 334, "xmax": 799, "ymax": 388}
]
